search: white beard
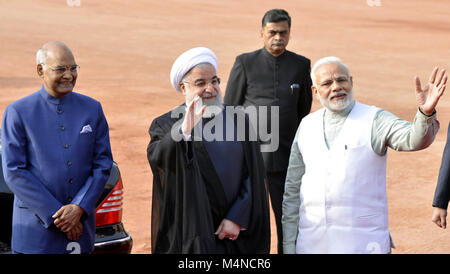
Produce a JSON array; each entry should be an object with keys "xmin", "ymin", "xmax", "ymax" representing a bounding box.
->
[{"xmin": 319, "ymin": 90, "xmax": 354, "ymax": 112}]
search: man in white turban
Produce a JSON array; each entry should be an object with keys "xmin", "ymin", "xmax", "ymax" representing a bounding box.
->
[
  {"xmin": 170, "ymin": 47, "xmax": 223, "ymax": 120},
  {"xmin": 170, "ymin": 47, "xmax": 218, "ymax": 92},
  {"xmin": 147, "ymin": 47, "xmax": 270, "ymax": 254}
]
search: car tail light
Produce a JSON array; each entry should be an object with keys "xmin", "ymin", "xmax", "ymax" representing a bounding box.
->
[{"xmin": 95, "ymin": 178, "xmax": 123, "ymax": 227}]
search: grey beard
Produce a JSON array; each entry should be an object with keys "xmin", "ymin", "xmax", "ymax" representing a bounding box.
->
[{"xmin": 189, "ymin": 96, "xmax": 223, "ymax": 118}]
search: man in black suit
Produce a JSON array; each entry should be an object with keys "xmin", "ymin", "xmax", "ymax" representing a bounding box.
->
[
  {"xmin": 433, "ymin": 124, "xmax": 450, "ymax": 229},
  {"xmin": 224, "ymin": 9, "xmax": 312, "ymax": 253}
]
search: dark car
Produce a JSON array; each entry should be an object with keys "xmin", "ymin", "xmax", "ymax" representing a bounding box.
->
[{"xmin": 0, "ymin": 142, "xmax": 132, "ymax": 254}]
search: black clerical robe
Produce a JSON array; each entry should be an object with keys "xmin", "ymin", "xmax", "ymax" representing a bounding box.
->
[
  {"xmin": 147, "ymin": 105, "xmax": 270, "ymax": 254},
  {"xmin": 224, "ymin": 47, "xmax": 312, "ymax": 172}
]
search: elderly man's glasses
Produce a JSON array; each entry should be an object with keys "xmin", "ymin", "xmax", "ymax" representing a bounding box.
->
[
  {"xmin": 183, "ymin": 77, "xmax": 221, "ymax": 89},
  {"xmin": 44, "ymin": 64, "xmax": 80, "ymax": 75}
]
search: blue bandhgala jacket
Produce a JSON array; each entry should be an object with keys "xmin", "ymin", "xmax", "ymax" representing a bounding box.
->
[{"xmin": 1, "ymin": 86, "xmax": 113, "ymax": 254}]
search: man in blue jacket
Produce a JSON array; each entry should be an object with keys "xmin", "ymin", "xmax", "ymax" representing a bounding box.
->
[{"xmin": 1, "ymin": 41, "xmax": 113, "ymax": 254}]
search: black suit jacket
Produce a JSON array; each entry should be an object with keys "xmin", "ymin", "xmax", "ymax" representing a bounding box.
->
[
  {"xmin": 224, "ymin": 47, "xmax": 312, "ymax": 172},
  {"xmin": 434, "ymin": 123, "xmax": 450, "ymax": 209}
]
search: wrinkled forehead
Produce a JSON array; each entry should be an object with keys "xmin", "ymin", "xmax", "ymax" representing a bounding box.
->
[
  {"xmin": 263, "ymin": 21, "xmax": 290, "ymax": 34},
  {"xmin": 315, "ymin": 63, "xmax": 350, "ymax": 81}
]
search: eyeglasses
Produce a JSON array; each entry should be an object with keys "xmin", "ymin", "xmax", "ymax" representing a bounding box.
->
[
  {"xmin": 44, "ymin": 64, "xmax": 80, "ymax": 75},
  {"xmin": 183, "ymin": 77, "xmax": 221, "ymax": 89}
]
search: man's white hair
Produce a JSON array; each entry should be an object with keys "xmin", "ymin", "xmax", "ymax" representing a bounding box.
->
[
  {"xmin": 36, "ymin": 47, "xmax": 47, "ymax": 68},
  {"xmin": 311, "ymin": 56, "xmax": 351, "ymax": 87}
]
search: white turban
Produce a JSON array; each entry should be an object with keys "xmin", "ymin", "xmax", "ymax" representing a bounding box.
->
[{"xmin": 170, "ymin": 47, "xmax": 218, "ymax": 92}]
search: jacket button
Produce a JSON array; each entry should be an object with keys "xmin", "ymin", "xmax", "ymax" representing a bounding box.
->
[
  {"xmin": 67, "ymin": 161, "xmax": 72, "ymax": 166},
  {"xmin": 68, "ymin": 178, "xmax": 73, "ymax": 184},
  {"xmin": 68, "ymin": 197, "xmax": 73, "ymax": 202},
  {"xmin": 60, "ymin": 125, "xmax": 65, "ymax": 131},
  {"xmin": 63, "ymin": 144, "xmax": 69, "ymax": 149},
  {"xmin": 57, "ymin": 108, "xmax": 63, "ymax": 114}
]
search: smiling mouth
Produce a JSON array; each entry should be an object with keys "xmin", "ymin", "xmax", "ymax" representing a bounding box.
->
[
  {"xmin": 331, "ymin": 93, "xmax": 346, "ymax": 100},
  {"xmin": 201, "ymin": 92, "xmax": 217, "ymax": 100},
  {"xmin": 57, "ymin": 82, "xmax": 74, "ymax": 91},
  {"xmin": 202, "ymin": 95, "xmax": 216, "ymax": 101}
]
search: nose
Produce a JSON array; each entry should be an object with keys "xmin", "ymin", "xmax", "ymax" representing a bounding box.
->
[
  {"xmin": 61, "ymin": 69, "xmax": 74, "ymax": 79},
  {"xmin": 204, "ymin": 81, "xmax": 216, "ymax": 92},
  {"xmin": 274, "ymin": 32, "xmax": 282, "ymax": 40},
  {"xmin": 331, "ymin": 80, "xmax": 342, "ymax": 92},
  {"xmin": 201, "ymin": 84, "xmax": 218, "ymax": 99}
]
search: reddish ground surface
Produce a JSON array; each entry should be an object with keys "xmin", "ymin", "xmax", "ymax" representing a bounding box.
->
[{"xmin": 1, "ymin": 0, "xmax": 450, "ymax": 254}]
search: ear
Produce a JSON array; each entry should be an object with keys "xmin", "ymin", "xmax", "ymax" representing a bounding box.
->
[
  {"xmin": 350, "ymin": 75, "xmax": 353, "ymax": 87},
  {"xmin": 179, "ymin": 82, "xmax": 186, "ymax": 96},
  {"xmin": 37, "ymin": 64, "xmax": 44, "ymax": 78},
  {"xmin": 311, "ymin": 85, "xmax": 318, "ymax": 96},
  {"xmin": 260, "ymin": 27, "xmax": 264, "ymax": 38}
]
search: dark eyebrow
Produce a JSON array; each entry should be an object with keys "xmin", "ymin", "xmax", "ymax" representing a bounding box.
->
[
  {"xmin": 194, "ymin": 76, "xmax": 218, "ymax": 83},
  {"xmin": 53, "ymin": 64, "xmax": 78, "ymax": 69},
  {"xmin": 269, "ymin": 30, "xmax": 288, "ymax": 34},
  {"xmin": 194, "ymin": 79, "xmax": 206, "ymax": 84}
]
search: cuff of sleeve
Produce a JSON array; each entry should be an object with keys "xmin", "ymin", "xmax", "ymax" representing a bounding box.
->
[
  {"xmin": 178, "ymin": 126, "xmax": 191, "ymax": 141},
  {"xmin": 38, "ymin": 203, "xmax": 64, "ymax": 229},
  {"xmin": 178, "ymin": 126, "xmax": 194, "ymax": 163},
  {"xmin": 283, "ymin": 243, "xmax": 296, "ymax": 254},
  {"xmin": 73, "ymin": 201, "xmax": 91, "ymax": 220},
  {"xmin": 224, "ymin": 216, "xmax": 247, "ymax": 231},
  {"xmin": 433, "ymin": 200, "xmax": 449, "ymax": 210},
  {"xmin": 418, "ymin": 107, "xmax": 437, "ymax": 119}
]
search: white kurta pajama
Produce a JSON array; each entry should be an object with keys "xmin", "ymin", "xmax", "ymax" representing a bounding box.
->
[{"xmin": 282, "ymin": 100, "xmax": 439, "ymax": 254}]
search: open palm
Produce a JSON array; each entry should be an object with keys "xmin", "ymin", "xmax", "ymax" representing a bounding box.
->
[
  {"xmin": 415, "ymin": 67, "xmax": 447, "ymax": 115},
  {"xmin": 182, "ymin": 96, "xmax": 206, "ymax": 135}
]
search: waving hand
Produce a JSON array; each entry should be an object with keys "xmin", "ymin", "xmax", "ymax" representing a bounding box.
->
[{"xmin": 415, "ymin": 67, "xmax": 447, "ymax": 115}]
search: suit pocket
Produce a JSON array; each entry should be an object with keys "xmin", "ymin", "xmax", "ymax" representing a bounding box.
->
[
  {"xmin": 77, "ymin": 130, "xmax": 95, "ymax": 156},
  {"xmin": 357, "ymin": 213, "xmax": 380, "ymax": 219},
  {"xmin": 354, "ymin": 211, "xmax": 383, "ymax": 229},
  {"xmin": 15, "ymin": 198, "xmax": 28, "ymax": 209}
]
